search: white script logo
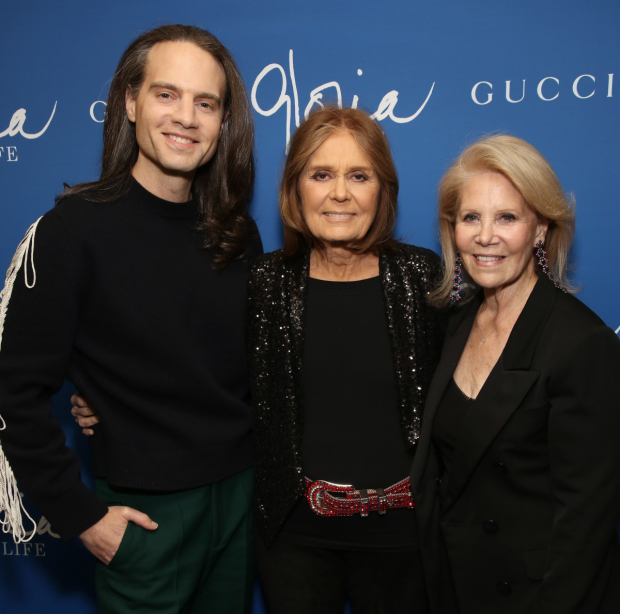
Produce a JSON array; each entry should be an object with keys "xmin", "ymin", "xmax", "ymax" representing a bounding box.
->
[
  {"xmin": 25, "ymin": 514, "xmax": 60, "ymax": 540},
  {"xmin": 0, "ymin": 513, "xmax": 56, "ymax": 557},
  {"xmin": 251, "ymin": 50, "xmax": 435, "ymax": 151},
  {"xmin": 0, "ymin": 102, "xmax": 57, "ymax": 139}
]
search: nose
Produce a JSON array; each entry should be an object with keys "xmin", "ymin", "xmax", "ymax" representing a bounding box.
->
[
  {"xmin": 171, "ymin": 96, "xmax": 198, "ymax": 129},
  {"xmin": 331, "ymin": 175, "xmax": 350, "ymax": 202},
  {"xmin": 476, "ymin": 218, "xmax": 498, "ymax": 246}
]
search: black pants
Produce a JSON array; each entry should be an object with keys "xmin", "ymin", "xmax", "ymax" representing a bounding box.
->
[{"xmin": 256, "ymin": 535, "xmax": 428, "ymax": 614}]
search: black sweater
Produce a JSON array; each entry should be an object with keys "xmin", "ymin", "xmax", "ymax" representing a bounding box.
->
[{"xmin": 0, "ymin": 180, "xmax": 262, "ymax": 540}]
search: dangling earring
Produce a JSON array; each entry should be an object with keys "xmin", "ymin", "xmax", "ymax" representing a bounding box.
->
[
  {"xmin": 448, "ymin": 252, "xmax": 464, "ymax": 306},
  {"xmin": 535, "ymin": 241, "xmax": 565, "ymax": 292}
]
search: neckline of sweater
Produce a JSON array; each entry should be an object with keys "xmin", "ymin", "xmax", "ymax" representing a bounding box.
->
[{"xmin": 130, "ymin": 179, "xmax": 198, "ymax": 221}]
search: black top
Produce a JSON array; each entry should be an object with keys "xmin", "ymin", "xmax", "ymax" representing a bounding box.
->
[
  {"xmin": 278, "ymin": 276, "xmax": 417, "ymax": 551},
  {"xmin": 410, "ymin": 275, "xmax": 620, "ymax": 614},
  {"xmin": 431, "ymin": 377, "xmax": 474, "ymax": 506},
  {"xmin": 247, "ymin": 244, "xmax": 447, "ymax": 547},
  {"xmin": 0, "ymin": 179, "xmax": 262, "ymax": 540}
]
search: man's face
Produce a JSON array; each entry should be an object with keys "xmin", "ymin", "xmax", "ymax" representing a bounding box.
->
[{"xmin": 126, "ymin": 41, "xmax": 227, "ymax": 187}]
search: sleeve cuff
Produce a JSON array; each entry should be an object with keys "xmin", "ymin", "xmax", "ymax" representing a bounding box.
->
[{"xmin": 36, "ymin": 480, "xmax": 109, "ymax": 541}]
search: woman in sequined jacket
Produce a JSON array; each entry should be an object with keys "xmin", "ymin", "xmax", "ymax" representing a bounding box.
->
[{"xmin": 247, "ymin": 107, "xmax": 447, "ymax": 614}]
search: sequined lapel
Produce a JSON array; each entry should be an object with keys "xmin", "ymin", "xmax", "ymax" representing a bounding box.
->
[
  {"xmin": 286, "ymin": 254, "xmax": 309, "ymax": 368},
  {"xmin": 380, "ymin": 249, "xmax": 441, "ymax": 447},
  {"xmin": 283, "ymin": 254, "xmax": 310, "ymax": 423}
]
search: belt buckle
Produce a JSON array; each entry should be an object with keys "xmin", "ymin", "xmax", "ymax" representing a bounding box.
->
[
  {"xmin": 321, "ymin": 480, "xmax": 353, "ymax": 489},
  {"xmin": 376, "ymin": 487, "xmax": 388, "ymax": 514},
  {"xmin": 305, "ymin": 477, "xmax": 414, "ymax": 517},
  {"xmin": 359, "ymin": 489, "xmax": 369, "ymax": 517},
  {"xmin": 306, "ymin": 479, "xmax": 354, "ymax": 517}
]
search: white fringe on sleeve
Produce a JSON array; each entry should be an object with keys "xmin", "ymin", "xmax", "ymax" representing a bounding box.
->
[{"xmin": 0, "ymin": 217, "xmax": 42, "ymax": 543}]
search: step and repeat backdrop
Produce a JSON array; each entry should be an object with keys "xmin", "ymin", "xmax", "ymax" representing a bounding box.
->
[{"xmin": 1, "ymin": 1, "xmax": 619, "ymax": 612}]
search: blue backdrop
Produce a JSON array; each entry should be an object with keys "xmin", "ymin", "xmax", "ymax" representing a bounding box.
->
[{"xmin": 1, "ymin": 1, "xmax": 619, "ymax": 612}]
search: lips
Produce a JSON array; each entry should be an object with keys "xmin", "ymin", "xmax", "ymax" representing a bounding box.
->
[
  {"xmin": 165, "ymin": 133, "xmax": 197, "ymax": 144},
  {"xmin": 475, "ymin": 255, "xmax": 504, "ymax": 262},
  {"xmin": 323, "ymin": 212, "xmax": 355, "ymax": 221}
]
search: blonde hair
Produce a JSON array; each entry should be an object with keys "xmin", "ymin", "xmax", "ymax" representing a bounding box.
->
[
  {"xmin": 279, "ymin": 106, "xmax": 398, "ymax": 257},
  {"xmin": 430, "ymin": 134, "xmax": 576, "ymax": 307}
]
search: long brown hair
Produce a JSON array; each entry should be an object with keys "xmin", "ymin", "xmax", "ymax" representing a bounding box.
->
[
  {"xmin": 279, "ymin": 106, "xmax": 398, "ymax": 258},
  {"xmin": 57, "ymin": 24, "xmax": 256, "ymax": 268}
]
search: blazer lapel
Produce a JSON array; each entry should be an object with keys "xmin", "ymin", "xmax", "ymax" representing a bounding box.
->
[
  {"xmin": 283, "ymin": 253, "xmax": 310, "ymax": 430},
  {"xmin": 286, "ymin": 254, "xmax": 309, "ymax": 363},
  {"xmin": 380, "ymin": 250, "xmax": 426, "ymax": 446},
  {"xmin": 442, "ymin": 276, "xmax": 560, "ymax": 511},
  {"xmin": 443, "ymin": 368, "xmax": 540, "ymax": 509}
]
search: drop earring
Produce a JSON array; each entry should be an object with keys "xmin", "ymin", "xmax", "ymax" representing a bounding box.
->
[
  {"xmin": 535, "ymin": 241, "xmax": 565, "ymax": 292},
  {"xmin": 448, "ymin": 252, "xmax": 464, "ymax": 306}
]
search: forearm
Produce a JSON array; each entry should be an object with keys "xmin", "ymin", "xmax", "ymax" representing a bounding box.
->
[{"xmin": 0, "ymin": 212, "xmax": 107, "ymax": 540}]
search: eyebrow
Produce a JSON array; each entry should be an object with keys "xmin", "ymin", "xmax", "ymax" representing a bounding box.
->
[
  {"xmin": 306, "ymin": 163, "xmax": 374, "ymax": 173},
  {"xmin": 149, "ymin": 81, "xmax": 222, "ymax": 104}
]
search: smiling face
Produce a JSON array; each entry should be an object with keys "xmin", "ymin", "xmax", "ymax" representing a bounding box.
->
[
  {"xmin": 298, "ymin": 130, "xmax": 380, "ymax": 248},
  {"xmin": 455, "ymin": 171, "xmax": 548, "ymax": 294},
  {"xmin": 126, "ymin": 41, "xmax": 227, "ymax": 196}
]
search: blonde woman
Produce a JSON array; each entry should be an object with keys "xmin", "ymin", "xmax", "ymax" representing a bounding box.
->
[{"xmin": 412, "ymin": 135, "xmax": 620, "ymax": 614}]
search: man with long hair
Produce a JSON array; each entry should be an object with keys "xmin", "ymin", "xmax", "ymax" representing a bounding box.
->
[{"xmin": 0, "ymin": 25, "xmax": 261, "ymax": 613}]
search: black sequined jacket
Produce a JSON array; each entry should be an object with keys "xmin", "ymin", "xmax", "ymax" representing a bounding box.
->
[{"xmin": 247, "ymin": 242, "xmax": 447, "ymax": 546}]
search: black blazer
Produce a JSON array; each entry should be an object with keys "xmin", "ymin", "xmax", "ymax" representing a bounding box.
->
[
  {"xmin": 411, "ymin": 275, "xmax": 620, "ymax": 614},
  {"xmin": 247, "ymin": 243, "xmax": 447, "ymax": 546}
]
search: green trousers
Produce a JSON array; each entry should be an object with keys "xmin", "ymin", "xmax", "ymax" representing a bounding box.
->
[{"xmin": 95, "ymin": 467, "xmax": 255, "ymax": 614}]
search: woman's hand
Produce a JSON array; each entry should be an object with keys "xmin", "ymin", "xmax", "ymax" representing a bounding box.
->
[{"xmin": 71, "ymin": 392, "xmax": 101, "ymax": 436}]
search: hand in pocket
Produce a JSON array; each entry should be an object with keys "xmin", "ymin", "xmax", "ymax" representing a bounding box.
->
[{"xmin": 79, "ymin": 506, "xmax": 158, "ymax": 564}]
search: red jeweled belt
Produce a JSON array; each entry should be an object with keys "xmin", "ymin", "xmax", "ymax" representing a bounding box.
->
[{"xmin": 305, "ymin": 477, "xmax": 414, "ymax": 517}]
